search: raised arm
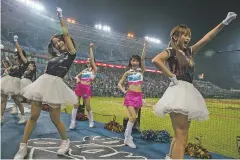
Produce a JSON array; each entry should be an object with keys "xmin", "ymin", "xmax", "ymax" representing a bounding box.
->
[
  {"xmin": 191, "ymin": 12, "xmax": 237, "ymax": 54},
  {"xmin": 141, "ymin": 40, "xmax": 147, "ymax": 73},
  {"xmin": 2, "ymin": 60, "xmax": 9, "ymax": 69},
  {"xmin": 2, "ymin": 60, "xmax": 10, "ymax": 75},
  {"xmin": 14, "ymin": 35, "xmax": 28, "ymax": 64},
  {"xmin": 32, "ymin": 70, "xmax": 37, "ymax": 82},
  {"xmin": 89, "ymin": 43, "xmax": 97, "ymax": 74},
  {"xmin": 118, "ymin": 72, "xmax": 128, "ymax": 94},
  {"xmin": 56, "ymin": 7, "xmax": 76, "ymax": 54},
  {"xmin": 5, "ymin": 57, "xmax": 13, "ymax": 67}
]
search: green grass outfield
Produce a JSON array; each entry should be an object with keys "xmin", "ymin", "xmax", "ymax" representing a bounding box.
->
[{"xmin": 63, "ymin": 97, "xmax": 240, "ymax": 158}]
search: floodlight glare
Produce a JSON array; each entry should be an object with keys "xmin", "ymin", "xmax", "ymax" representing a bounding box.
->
[
  {"xmin": 16, "ymin": 0, "xmax": 45, "ymax": 11},
  {"xmin": 95, "ymin": 24, "xmax": 111, "ymax": 32},
  {"xmin": 127, "ymin": 33, "xmax": 134, "ymax": 38},
  {"xmin": 145, "ymin": 36, "xmax": 161, "ymax": 44}
]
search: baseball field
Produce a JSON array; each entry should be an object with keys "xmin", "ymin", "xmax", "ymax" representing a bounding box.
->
[{"xmin": 63, "ymin": 97, "xmax": 240, "ymax": 158}]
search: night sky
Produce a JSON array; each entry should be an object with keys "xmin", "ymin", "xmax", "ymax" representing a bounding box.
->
[
  {"xmin": 3, "ymin": 0, "xmax": 240, "ymax": 88},
  {"xmin": 36, "ymin": 0, "xmax": 240, "ymax": 88},
  {"xmin": 42, "ymin": 0, "xmax": 240, "ymax": 49}
]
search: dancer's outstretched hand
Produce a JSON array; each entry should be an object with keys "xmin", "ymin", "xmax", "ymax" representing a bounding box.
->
[
  {"xmin": 90, "ymin": 43, "xmax": 94, "ymax": 47},
  {"xmin": 56, "ymin": 7, "xmax": 63, "ymax": 18},
  {"xmin": 222, "ymin": 12, "xmax": 237, "ymax": 25},
  {"xmin": 14, "ymin": 35, "xmax": 18, "ymax": 42}
]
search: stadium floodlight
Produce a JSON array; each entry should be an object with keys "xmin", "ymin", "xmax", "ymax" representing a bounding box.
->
[
  {"xmin": 145, "ymin": 36, "xmax": 161, "ymax": 44},
  {"xmin": 127, "ymin": 33, "xmax": 134, "ymax": 38},
  {"xmin": 16, "ymin": 0, "xmax": 45, "ymax": 11},
  {"xmin": 67, "ymin": 18, "xmax": 76, "ymax": 24},
  {"xmin": 95, "ymin": 24, "xmax": 111, "ymax": 32}
]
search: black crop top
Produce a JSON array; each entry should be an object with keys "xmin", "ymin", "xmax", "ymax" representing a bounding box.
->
[
  {"xmin": 9, "ymin": 62, "xmax": 28, "ymax": 78},
  {"xmin": 23, "ymin": 69, "xmax": 36, "ymax": 82},
  {"xmin": 45, "ymin": 51, "xmax": 76, "ymax": 78},
  {"xmin": 166, "ymin": 47, "xmax": 195, "ymax": 83}
]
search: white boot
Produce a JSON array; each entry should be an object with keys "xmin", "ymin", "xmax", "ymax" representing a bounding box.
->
[
  {"xmin": 69, "ymin": 108, "xmax": 77, "ymax": 129},
  {"xmin": 14, "ymin": 143, "xmax": 28, "ymax": 159},
  {"xmin": 69, "ymin": 120, "xmax": 75, "ymax": 130},
  {"xmin": 89, "ymin": 121, "xmax": 94, "ymax": 128},
  {"xmin": 57, "ymin": 139, "xmax": 70, "ymax": 155},
  {"xmin": 18, "ymin": 115, "xmax": 27, "ymax": 124},
  {"xmin": 165, "ymin": 154, "xmax": 172, "ymax": 159},
  {"xmin": 10, "ymin": 105, "xmax": 18, "ymax": 115},
  {"xmin": 124, "ymin": 136, "xmax": 136, "ymax": 148},
  {"xmin": 88, "ymin": 111, "xmax": 94, "ymax": 128},
  {"xmin": 124, "ymin": 121, "xmax": 136, "ymax": 148}
]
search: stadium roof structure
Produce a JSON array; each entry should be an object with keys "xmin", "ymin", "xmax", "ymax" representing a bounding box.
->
[{"xmin": 1, "ymin": 0, "xmax": 167, "ymax": 68}]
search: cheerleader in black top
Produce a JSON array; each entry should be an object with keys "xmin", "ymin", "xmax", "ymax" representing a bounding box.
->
[
  {"xmin": 21, "ymin": 61, "xmax": 37, "ymax": 87},
  {"xmin": 1, "ymin": 35, "xmax": 29, "ymax": 125},
  {"xmin": 14, "ymin": 7, "xmax": 78, "ymax": 159},
  {"xmin": 10, "ymin": 60, "xmax": 37, "ymax": 116},
  {"xmin": 1, "ymin": 59, "xmax": 11, "ymax": 77},
  {"xmin": 152, "ymin": 12, "xmax": 237, "ymax": 159}
]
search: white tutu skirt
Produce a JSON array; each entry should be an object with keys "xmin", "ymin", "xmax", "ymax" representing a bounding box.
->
[
  {"xmin": 20, "ymin": 78, "xmax": 32, "ymax": 90},
  {"xmin": 154, "ymin": 80, "xmax": 209, "ymax": 121},
  {"xmin": 1, "ymin": 75, "xmax": 21, "ymax": 95},
  {"xmin": 22, "ymin": 73, "xmax": 78, "ymax": 108}
]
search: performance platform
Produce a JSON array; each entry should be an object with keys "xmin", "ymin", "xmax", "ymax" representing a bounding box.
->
[{"xmin": 1, "ymin": 102, "xmax": 231, "ymax": 159}]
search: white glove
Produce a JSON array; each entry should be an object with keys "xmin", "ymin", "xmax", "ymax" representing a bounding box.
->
[
  {"xmin": 0, "ymin": 44, "xmax": 4, "ymax": 49},
  {"xmin": 14, "ymin": 35, "xmax": 18, "ymax": 42},
  {"xmin": 169, "ymin": 74, "xmax": 178, "ymax": 86},
  {"xmin": 56, "ymin": 7, "xmax": 63, "ymax": 17},
  {"xmin": 222, "ymin": 12, "xmax": 237, "ymax": 25}
]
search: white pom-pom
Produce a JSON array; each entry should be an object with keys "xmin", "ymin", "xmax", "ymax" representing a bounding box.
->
[{"xmin": 0, "ymin": 44, "xmax": 4, "ymax": 49}]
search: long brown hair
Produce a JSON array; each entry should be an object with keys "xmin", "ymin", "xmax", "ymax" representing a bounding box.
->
[
  {"xmin": 48, "ymin": 34, "xmax": 76, "ymax": 57},
  {"xmin": 127, "ymin": 55, "xmax": 141, "ymax": 70},
  {"xmin": 166, "ymin": 24, "xmax": 193, "ymax": 68},
  {"xmin": 170, "ymin": 24, "xmax": 191, "ymax": 40}
]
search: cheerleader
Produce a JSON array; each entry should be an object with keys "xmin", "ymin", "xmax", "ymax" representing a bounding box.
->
[
  {"xmin": 118, "ymin": 40, "xmax": 147, "ymax": 148},
  {"xmin": 1, "ymin": 58, "xmax": 11, "ymax": 77},
  {"xmin": 152, "ymin": 12, "xmax": 237, "ymax": 159},
  {"xmin": 70, "ymin": 43, "xmax": 97, "ymax": 129},
  {"xmin": 2, "ymin": 57, "xmax": 14, "ymax": 101},
  {"xmin": 1, "ymin": 58, "xmax": 12, "ymax": 101},
  {"xmin": 14, "ymin": 7, "xmax": 78, "ymax": 159},
  {"xmin": 10, "ymin": 60, "xmax": 37, "ymax": 115},
  {"xmin": 1, "ymin": 35, "xmax": 29, "ymax": 124},
  {"xmin": 21, "ymin": 61, "xmax": 37, "ymax": 95}
]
